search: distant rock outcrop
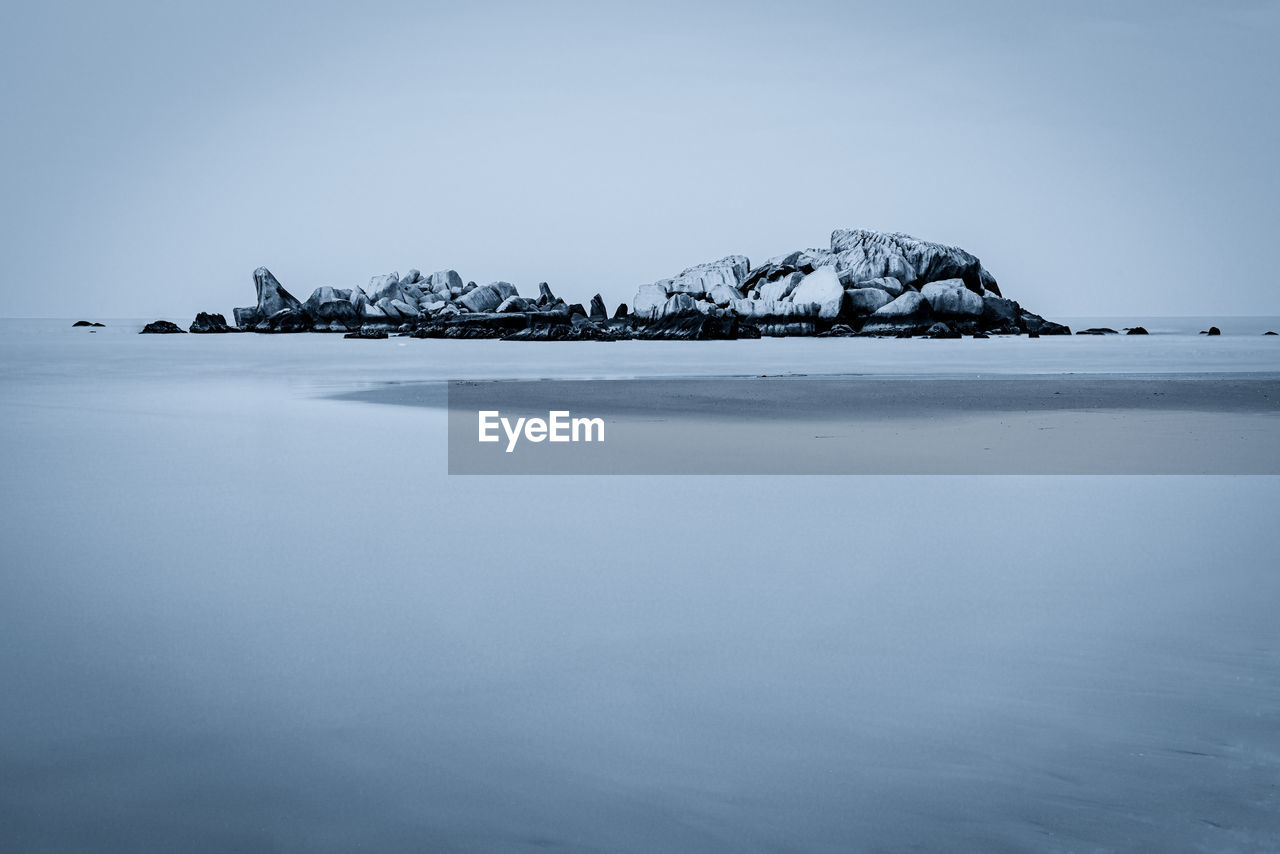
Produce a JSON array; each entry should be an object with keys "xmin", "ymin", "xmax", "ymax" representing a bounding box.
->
[
  {"xmin": 208, "ymin": 229, "xmax": 1065, "ymax": 340},
  {"xmin": 140, "ymin": 320, "xmax": 185, "ymax": 334},
  {"xmin": 189, "ymin": 312, "xmax": 236, "ymax": 333}
]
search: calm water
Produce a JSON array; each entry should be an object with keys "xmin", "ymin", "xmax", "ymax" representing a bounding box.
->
[{"xmin": 1, "ymin": 321, "xmax": 1278, "ymax": 852}]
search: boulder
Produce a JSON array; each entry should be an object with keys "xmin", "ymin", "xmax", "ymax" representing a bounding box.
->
[
  {"xmin": 189, "ymin": 312, "xmax": 236, "ymax": 333},
  {"xmin": 458, "ymin": 285, "xmax": 503, "ymax": 313},
  {"xmin": 846, "ymin": 288, "xmax": 893, "ymax": 316},
  {"xmin": 858, "ymin": 292, "xmax": 936, "ymax": 336},
  {"xmin": 425, "ymin": 270, "xmax": 463, "ymax": 295},
  {"xmin": 140, "ymin": 320, "xmax": 186, "ymax": 334},
  {"xmin": 537, "ymin": 282, "xmax": 556, "ymax": 305},
  {"xmin": 830, "ymin": 229, "xmax": 987, "ymax": 292},
  {"xmin": 364, "ymin": 273, "xmax": 403, "ymax": 302},
  {"xmin": 921, "ymin": 279, "xmax": 983, "ymax": 317},
  {"xmin": 233, "ymin": 267, "xmax": 302, "ymax": 328},
  {"xmin": 633, "ymin": 283, "xmax": 670, "ymax": 318},
  {"xmin": 344, "ymin": 328, "xmax": 389, "ymax": 340},
  {"xmin": 756, "ymin": 321, "xmax": 817, "ymax": 337},
  {"xmin": 1201, "ymin": 326, "xmax": 1221, "ymax": 336},
  {"xmin": 708, "ymin": 285, "xmax": 741, "ymax": 307},
  {"xmin": 613, "ymin": 303, "xmax": 628, "ymax": 319},
  {"xmin": 660, "ymin": 255, "xmax": 749, "ymax": 296},
  {"xmin": 789, "ymin": 267, "xmax": 843, "ymax": 307},
  {"xmin": 845, "ymin": 275, "xmax": 905, "ymax": 297},
  {"xmin": 1126, "ymin": 327, "xmax": 1149, "ymax": 335},
  {"xmin": 496, "ymin": 295, "xmax": 536, "ymax": 313},
  {"xmin": 1266, "ymin": 331, "xmax": 1277, "ymax": 335},
  {"xmin": 1020, "ymin": 311, "xmax": 1071, "ymax": 336},
  {"xmin": 256, "ymin": 308, "xmax": 311, "ymax": 333},
  {"xmin": 980, "ymin": 295, "xmax": 1021, "ymax": 331},
  {"xmin": 72, "ymin": 320, "xmax": 105, "ymax": 328},
  {"xmin": 589, "ymin": 293, "xmax": 608, "ymax": 320},
  {"xmin": 490, "ymin": 281, "xmax": 519, "ymax": 301},
  {"xmin": 303, "ymin": 287, "xmax": 360, "ymax": 331},
  {"xmin": 925, "ymin": 322, "xmax": 961, "ymax": 339},
  {"xmin": 402, "ymin": 269, "xmax": 422, "ymax": 285},
  {"xmin": 759, "ymin": 272, "xmax": 803, "ymax": 302},
  {"xmin": 659, "ymin": 293, "xmax": 699, "ymax": 319},
  {"xmin": 1077, "ymin": 328, "xmax": 1118, "ymax": 335}
]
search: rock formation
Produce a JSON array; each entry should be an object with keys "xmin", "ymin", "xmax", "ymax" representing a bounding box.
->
[{"xmin": 195, "ymin": 229, "xmax": 1067, "ymax": 340}]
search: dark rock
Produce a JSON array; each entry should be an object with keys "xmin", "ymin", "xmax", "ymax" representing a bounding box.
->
[
  {"xmin": 971, "ymin": 332, "xmax": 990, "ymax": 339},
  {"xmin": 1201, "ymin": 326, "xmax": 1221, "ymax": 336},
  {"xmin": 233, "ymin": 267, "xmax": 302, "ymax": 329},
  {"xmin": 925, "ymin": 322, "xmax": 961, "ymax": 339},
  {"xmin": 1020, "ymin": 311, "xmax": 1071, "ymax": 336},
  {"xmin": 140, "ymin": 320, "xmax": 186, "ymax": 334},
  {"xmin": 589, "ymin": 293, "xmax": 608, "ymax": 320},
  {"xmin": 567, "ymin": 303, "xmax": 587, "ymax": 318},
  {"xmin": 1126, "ymin": 327, "xmax": 1149, "ymax": 335},
  {"xmin": 303, "ymin": 287, "xmax": 360, "ymax": 331},
  {"xmin": 818, "ymin": 324, "xmax": 857, "ymax": 337},
  {"xmin": 1266, "ymin": 331, "xmax": 1277, "ymax": 335},
  {"xmin": 980, "ymin": 295, "xmax": 1021, "ymax": 331},
  {"xmin": 189, "ymin": 312, "xmax": 237, "ymax": 333},
  {"xmin": 537, "ymin": 282, "xmax": 556, "ymax": 306},
  {"xmin": 1028, "ymin": 330, "xmax": 1040, "ymax": 338},
  {"xmin": 344, "ymin": 328, "xmax": 389, "ymax": 339},
  {"xmin": 613, "ymin": 303, "xmax": 629, "ymax": 319},
  {"xmin": 1076, "ymin": 327, "xmax": 1118, "ymax": 335},
  {"xmin": 72, "ymin": 320, "xmax": 104, "ymax": 328},
  {"xmin": 637, "ymin": 314, "xmax": 748, "ymax": 340}
]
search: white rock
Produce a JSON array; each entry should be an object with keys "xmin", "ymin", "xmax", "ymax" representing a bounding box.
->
[
  {"xmin": 660, "ymin": 293, "xmax": 698, "ymax": 318},
  {"xmin": 364, "ymin": 273, "xmax": 402, "ymax": 302},
  {"xmin": 458, "ymin": 285, "xmax": 502, "ymax": 313},
  {"xmin": 425, "ymin": 270, "xmax": 463, "ymax": 295},
  {"xmin": 921, "ymin": 279, "xmax": 983, "ymax": 317},
  {"xmin": 846, "ymin": 275, "xmax": 905, "ymax": 297},
  {"xmin": 708, "ymin": 285, "xmax": 741, "ymax": 307},
  {"xmin": 390, "ymin": 298, "xmax": 419, "ymax": 317},
  {"xmin": 788, "ymin": 267, "xmax": 843, "ymax": 307},
  {"xmin": 870, "ymin": 291, "xmax": 929, "ymax": 318},
  {"xmin": 490, "ymin": 281, "xmax": 519, "ymax": 300},
  {"xmin": 759, "ymin": 272, "xmax": 802, "ymax": 302},
  {"xmin": 633, "ymin": 283, "xmax": 669, "ymax": 317}
]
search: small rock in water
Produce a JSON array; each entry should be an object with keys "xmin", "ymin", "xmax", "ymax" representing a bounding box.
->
[
  {"xmin": 1200, "ymin": 326, "xmax": 1221, "ymax": 335},
  {"xmin": 1265, "ymin": 331, "xmax": 1277, "ymax": 335},
  {"xmin": 1126, "ymin": 327, "xmax": 1149, "ymax": 335},
  {"xmin": 1076, "ymin": 327, "xmax": 1118, "ymax": 335},
  {"xmin": 140, "ymin": 320, "xmax": 186, "ymax": 334},
  {"xmin": 72, "ymin": 320, "xmax": 105, "ymax": 328},
  {"xmin": 189, "ymin": 312, "xmax": 235, "ymax": 333}
]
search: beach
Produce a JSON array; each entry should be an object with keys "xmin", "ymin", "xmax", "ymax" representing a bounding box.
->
[{"xmin": 1, "ymin": 320, "xmax": 1278, "ymax": 852}]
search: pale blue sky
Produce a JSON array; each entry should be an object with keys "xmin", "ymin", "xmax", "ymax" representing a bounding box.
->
[{"xmin": 2, "ymin": 0, "xmax": 1277, "ymax": 317}]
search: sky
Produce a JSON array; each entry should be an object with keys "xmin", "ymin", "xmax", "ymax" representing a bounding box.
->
[{"xmin": 2, "ymin": 0, "xmax": 1278, "ymax": 318}]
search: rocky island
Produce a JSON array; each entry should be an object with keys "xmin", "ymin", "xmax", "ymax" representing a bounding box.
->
[{"xmin": 159, "ymin": 229, "xmax": 1071, "ymax": 339}]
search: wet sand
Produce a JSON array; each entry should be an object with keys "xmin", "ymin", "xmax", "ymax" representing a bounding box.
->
[{"xmin": 338, "ymin": 374, "xmax": 1280, "ymax": 474}]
